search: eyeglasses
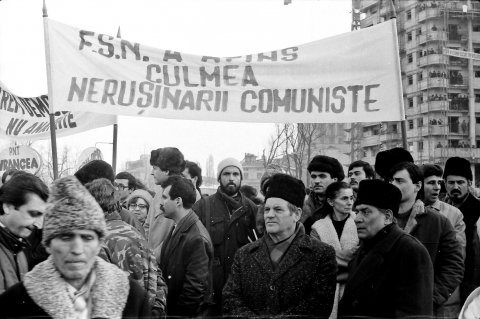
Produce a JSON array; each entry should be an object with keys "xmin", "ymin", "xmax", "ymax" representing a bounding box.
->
[
  {"xmin": 129, "ymin": 203, "xmax": 148, "ymax": 210},
  {"xmin": 115, "ymin": 184, "xmax": 128, "ymax": 190}
]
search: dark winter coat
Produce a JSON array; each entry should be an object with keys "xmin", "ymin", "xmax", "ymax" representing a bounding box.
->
[
  {"xmin": 338, "ymin": 224, "xmax": 434, "ymax": 318},
  {"xmin": 192, "ymin": 189, "xmax": 257, "ymax": 306},
  {"xmin": 453, "ymin": 193, "xmax": 480, "ymax": 302},
  {"xmin": 403, "ymin": 200, "xmax": 464, "ymax": 309},
  {"xmin": 159, "ymin": 210, "xmax": 214, "ymax": 317},
  {"xmin": 0, "ymin": 226, "xmax": 29, "ymax": 294},
  {"xmin": 223, "ymin": 224, "xmax": 337, "ymax": 317}
]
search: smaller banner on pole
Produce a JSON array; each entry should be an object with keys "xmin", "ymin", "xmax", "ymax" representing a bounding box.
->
[
  {"xmin": 0, "ymin": 145, "xmax": 43, "ymax": 176},
  {"xmin": 0, "ymin": 82, "xmax": 117, "ymax": 140},
  {"xmin": 45, "ymin": 18, "xmax": 405, "ymax": 123},
  {"xmin": 75, "ymin": 147, "xmax": 103, "ymax": 171}
]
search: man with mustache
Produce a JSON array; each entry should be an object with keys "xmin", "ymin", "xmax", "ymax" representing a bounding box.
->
[
  {"xmin": 347, "ymin": 160, "xmax": 375, "ymax": 199},
  {"xmin": 443, "ymin": 157, "xmax": 480, "ymax": 303},
  {"xmin": 301, "ymin": 155, "xmax": 345, "ymax": 234},
  {"xmin": 193, "ymin": 157, "xmax": 257, "ymax": 315},
  {"xmin": 0, "ymin": 172, "xmax": 48, "ymax": 294}
]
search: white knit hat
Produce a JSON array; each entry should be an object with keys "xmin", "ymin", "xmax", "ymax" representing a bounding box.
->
[
  {"xmin": 43, "ymin": 176, "xmax": 107, "ymax": 246},
  {"xmin": 217, "ymin": 158, "xmax": 244, "ymax": 181}
]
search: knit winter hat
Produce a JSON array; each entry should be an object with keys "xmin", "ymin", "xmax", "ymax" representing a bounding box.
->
[
  {"xmin": 43, "ymin": 176, "xmax": 107, "ymax": 246},
  {"xmin": 444, "ymin": 157, "xmax": 472, "ymax": 181},
  {"xmin": 150, "ymin": 147, "xmax": 185, "ymax": 174},
  {"xmin": 126, "ymin": 189, "xmax": 153, "ymax": 208},
  {"xmin": 74, "ymin": 160, "xmax": 115, "ymax": 185},
  {"xmin": 265, "ymin": 173, "xmax": 306, "ymax": 208},
  {"xmin": 307, "ymin": 155, "xmax": 345, "ymax": 181},
  {"xmin": 374, "ymin": 147, "xmax": 413, "ymax": 180},
  {"xmin": 355, "ymin": 179, "xmax": 402, "ymax": 217},
  {"xmin": 217, "ymin": 157, "xmax": 244, "ymax": 181}
]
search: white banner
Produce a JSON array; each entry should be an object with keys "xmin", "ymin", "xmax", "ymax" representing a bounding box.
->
[
  {"xmin": 443, "ymin": 47, "xmax": 480, "ymax": 61},
  {"xmin": 45, "ymin": 18, "xmax": 405, "ymax": 123},
  {"xmin": 0, "ymin": 82, "xmax": 117, "ymax": 140}
]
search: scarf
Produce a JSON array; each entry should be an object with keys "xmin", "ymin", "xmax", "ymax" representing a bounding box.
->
[
  {"xmin": 24, "ymin": 256, "xmax": 130, "ymax": 319},
  {"xmin": 265, "ymin": 223, "xmax": 302, "ymax": 269},
  {"xmin": 217, "ymin": 186, "xmax": 243, "ymax": 214}
]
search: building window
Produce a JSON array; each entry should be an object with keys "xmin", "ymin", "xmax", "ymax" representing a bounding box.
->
[
  {"xmin": 476, "ymin": 94, "xmax": 480, "ymax": 103},
  {"xmin": 476, "ymin": 117, "xmax": 480, "ymax": 124},
  {"xmin": 408, "ymin": 97, "xmax": 414, "ymax": 108},
  {"xmin": 408, "ymin": 120, "xmax": 414, "ymax": 129},
  {"xmin": 417, "ymin": 72, "xmax": 423, "ymax": 81},
  {"xmin": 418, "ymin": 95, "xmax": 424, "ymax": 104},
  {"xmin": 418, "ymin": 141, "xmax": 424, "ymax": 151},
  {"xmin": 406, "ymin": 10, "xmax": 412, "ymax": 20},
  {"xmin": 407, "ymin": 75, "xmax": 413, "ymax": 85},
  {"xmin": 417, "ymin": 28, "xmax": 422, "ymax": 35},
  {"xmin": 473, "ymin": 25, "xmax": 480, "ymax": 32},
  {"xmin": 407, "ymin": 32, "xmax": 413, "ymax": 41},
  {"xmin": 244, "ymin": 173, "xmax": 249, "ymax": 179},
  {"xmin": 418, "ymin": 117, "xmax": 424, "ymax": 127},
  {"xmin": 475, "ymin": 71, "xmax": 480, "ymax": 78},
  {"xmin": 407, "ymin": 53, "xmax": 413, "ymax": 63},
  {"xmin": 474, "ymin": 48, "xmax": 480, "ymax": 54}
]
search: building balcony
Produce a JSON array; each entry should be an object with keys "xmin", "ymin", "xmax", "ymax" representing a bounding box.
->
[
  {"xmin": 417, "ymin": 78, "xmax": 448, "ymax": 90},
  {"xmin": 418, "ymin": 125, "xmax": 447, "ymax": 136},
  {"xmin": 360, "ymin": 14, "xmax": 380, "ymax": 28},
  {"xmin": 474, "ymin": 78, "xmax": 480, "ymax": 88},
  {"xmin": 417, "ymin": 32, "xmax": 447, "ymax": 45},
  {"xmin": 473, "ymin": 32, "xmax": 480, "ymax": 44},
  {"xmin": 380, "ymin": 132, "xmax": 401, "ymax": 142},
  {"xmin": 359, "ymin": 0, "xmax": 378, "ymax": 11},
  {"xmin": 362, "ymin": 134, "xmax": 382, "ymax": 147},
  {"xmin": 449, "ymin": 80, "xmax": 468, "ymax": 89},
  {"xmin": 417, "ymin": 100, "xmax": 449, "ymax": 113},
  {"xmin": 417, "ymin": 6, "xmax": 441, "ymax": 22},
  {"xmin": 434, "ymin": 147, "xmax": 480, "ymax": 161},
  {"xmin": 417, "ymin": 54, "xmax": 448, "ymax": 67}
]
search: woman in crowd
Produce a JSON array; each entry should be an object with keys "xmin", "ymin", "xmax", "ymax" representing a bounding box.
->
[
  {"xmin": 310, "ymin": 181, "xmax": 359, "ymax": 319},
  {"xmin": 126, "ymin": 189, "xmax": 153, "ymax": 228}
]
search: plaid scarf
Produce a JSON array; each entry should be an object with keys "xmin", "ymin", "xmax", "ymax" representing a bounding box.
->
[{"xmin": 265, "ymin": 223, "xmax": 302, "ymax": 270}]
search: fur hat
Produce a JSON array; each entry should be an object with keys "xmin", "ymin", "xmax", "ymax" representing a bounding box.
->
[
  {"xmin": 217, "ymin": 157, "xmax": 244, "ymax": 181},
  {"xmin": 260, "ymin": 165, "xmax": 284, "ymax": 195},
  {"xmin": 307, "ymin": 155, "xmax": 345, "ymax": 181},
  {"xmin": 264, "ymin": 173, "xmax": 306, "ymax": 208},
  {"xmin": 126, "ymin": 189, "xmax": 153, "ymax": 208},
  {"xmin": 43, "ymin": 176, "xmax": 107, "ymax": 246},
  {"xmin": 74, "ymin": 160, "xmax": 115, "ymax": 185},
  {"xmin": 355, "ymin": 179, "xmax": 402, "ymax": 217},
  {"xmin": 150, "ymin": 147, "xmax": 185, "ymax": 174},
  {"xmin": 374, "ymin": 147, "xmax": 413, "ymax": 180},
  {"xmin": 444, "ymin": 157, "xmax": 472, "ymax": 181}
]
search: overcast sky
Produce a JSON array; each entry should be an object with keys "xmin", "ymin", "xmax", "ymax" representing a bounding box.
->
[{"xmin": 0, "ymin": 0, "xmax": 351, "ymax": 171}]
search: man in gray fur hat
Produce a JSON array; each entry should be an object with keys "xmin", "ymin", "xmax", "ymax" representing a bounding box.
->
[{"xmin": 0, "ymin": 176, "xmax": 151, "ymax": 318}]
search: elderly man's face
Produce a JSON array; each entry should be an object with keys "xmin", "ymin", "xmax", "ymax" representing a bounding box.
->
[
  {"xmin": 264, "ymin": 197, "xmax": 299, "ymax": 242},
  {"xmin": 354, "ymin": 204, "xmax": 388, "ymax": 240},
  {"xmin": 47, "ymin": 229, "xmax": 101, "ymax": 290}
]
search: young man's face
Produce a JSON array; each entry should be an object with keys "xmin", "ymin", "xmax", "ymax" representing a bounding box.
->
[
  {"xmin": 219, "ymin": 166, "xmax": 241, "ymax": 196},
  {"xmin": 445, "ymin": 175, "xmax": 470, "ymax": 203},
  {"xmin": 151, "ymin": 166, "xmax": 168, "ymax": 185},
  {"xmin": 309, "ymin": 171, "xmax": 336, "ymax": 195},
  {"xmin": 2, "ymin": 193, "xmax": 47, "ymax": 238},
  {"xmin": 160, "ymin": 185, "xmax": 178, "ymax": 219},
  {"xmin": 423, "ymin": 175, "xmax": 442, "ymax": 205},
  {"xmin": 348, "ymin": 167, "xmax": 367, "ymax": 192},
  {"xmin": 391, "ymin": 169, "xmax": 421, "ymax": 203},
  {"xmin": 114, "ymin": 179, "xmax": 130, "ymax": 201}
]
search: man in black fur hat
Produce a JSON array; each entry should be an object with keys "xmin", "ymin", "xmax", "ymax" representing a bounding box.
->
[
  {"xmin": 223, "ymin": 173, "xmax": 337, "ymax": 317},
  {"xmin": 302, "ymin": 155, "xmax": 345, "ymax": 234},
  {"xmin": 444, "ymin": 156, "xmax": 480, "ymax": 302},
  {"xmin": 339, "ymin": 180, "xmax": 433, "ymax": 318}
]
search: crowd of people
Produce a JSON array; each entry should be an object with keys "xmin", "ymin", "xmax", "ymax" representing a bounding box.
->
[{"xmin": 0, "ymin": 146, "xmax": 480, "ymax": 318}]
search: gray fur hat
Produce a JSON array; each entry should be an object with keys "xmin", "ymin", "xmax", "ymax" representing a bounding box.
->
[{"xmin": 42, "ymin": 176, "xmax": 107, "ymax": 246}]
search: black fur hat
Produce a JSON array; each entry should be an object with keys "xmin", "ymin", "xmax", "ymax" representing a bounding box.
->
[
  {"xmin": 150, "ymin": 147, "xmax": 185, "ymax": 174},
  {"xmin": 375, "ymin": 147, "xmax": 413, "ymax": 180},
  {"xmin": 355, "ymin": 179, "xmax": 402, "ymax": 217},
  {"xmin": 307, "ymin": 155, "xmax": 345, "ymax": 180},
  {"xmin": 265, "ymin": 173, "xmax": 306, "ymax": 208},
  {"xmin": 74, "ymin": 160, "xmax": 115, "ymax": 185},
  {"xmin": 444, "ymin": 157, "xmax": 472, "ymax": 181}
]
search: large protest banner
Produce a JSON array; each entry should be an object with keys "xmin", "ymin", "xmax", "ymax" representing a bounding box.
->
[
  {"xmin": 0, "ymin": 82, "xmax": 117, "ymax": 140},
  {"xmin": 44, "ymin": 18, "xmax": 404, "ymax": 123}
]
